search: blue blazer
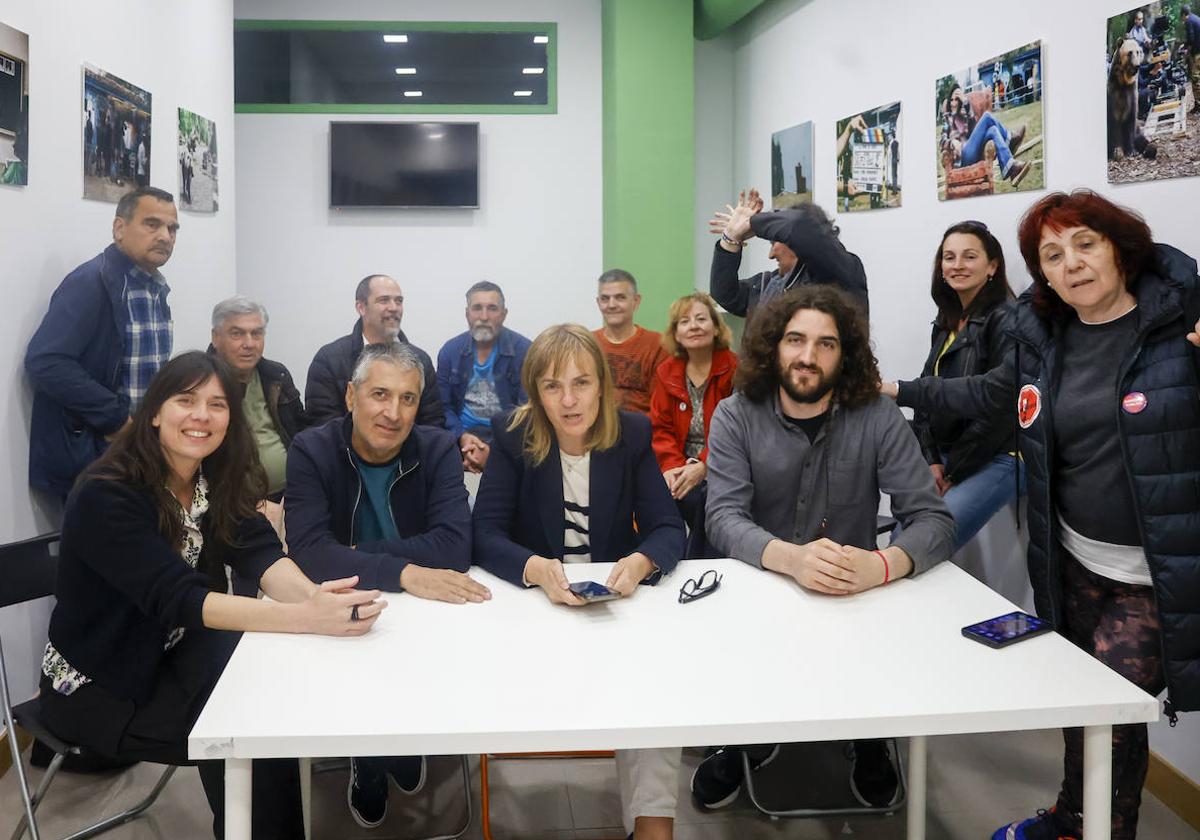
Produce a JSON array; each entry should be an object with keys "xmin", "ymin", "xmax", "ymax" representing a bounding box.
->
[{"xmin": 473, "ymin": 410, "xmax": 686, "ymax": 587}]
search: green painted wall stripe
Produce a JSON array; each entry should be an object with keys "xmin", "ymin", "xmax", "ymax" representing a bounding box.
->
[
  {"xmin": 234, "ymin": 20, "xmax": 557, "ymax": 114},
  {"xmin": 602, "ymin": 0, "xmax": 695, "ymax": 329}
]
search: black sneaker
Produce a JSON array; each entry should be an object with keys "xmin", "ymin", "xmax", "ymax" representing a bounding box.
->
[
  {"xmin": 348, "ymin": 757, "xmax": 388, "ymax": 828},
  {"xmin": 847, "ymin": 739, "xmax": 899, "ymax": 808},
  {"xmin": 387, "ymin": 755, "xmax": 427, "ymax": 795},
  {"xmin": 690, "ymin": 747, "xmax": 744, "ymax": 810},
  {"xmin": 990, "ymin": 808, "xmax": 1079, "ymax": 840}
]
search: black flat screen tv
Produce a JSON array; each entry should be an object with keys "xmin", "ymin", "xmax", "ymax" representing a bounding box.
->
[{"xmin": 330, "ymin": 121, "xmax": 479, "ymax": 208}]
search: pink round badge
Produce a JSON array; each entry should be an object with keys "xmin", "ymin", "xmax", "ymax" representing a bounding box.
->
[{"xmin": 1122, "ymin": 392, "xmax": 1148, "ymax": 414}]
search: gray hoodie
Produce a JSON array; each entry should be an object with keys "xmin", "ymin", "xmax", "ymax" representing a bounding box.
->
[{"xmin": 705, "ymin": 391, "xmax": 954, "ymax": 575}]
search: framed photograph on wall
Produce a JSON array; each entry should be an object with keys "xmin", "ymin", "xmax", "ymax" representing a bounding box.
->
[
  {"xmin": 771, "ymin": 121, "xmax": 814, "ymax": 209},
  {"xmin": 835, "ymin": 101, "xmax": 901, "ymax": 212},
  {"xmin": 935, "ymin": 40, "xmax": 1044, "ymax": 201},
  {"xmin": 83, "ymin": 64, "xmax": 151, "ymax": 203},
  {"xmin": 0, "ymin": 19, "xmax": 30, "ymax": 186},
  {"xmin": 1106, "ymin": 3, "xmax": 1199, "ymax": 184},
  {"xmin": 178, "ymin": 108, "xmax": 218, "ymax": 212}
]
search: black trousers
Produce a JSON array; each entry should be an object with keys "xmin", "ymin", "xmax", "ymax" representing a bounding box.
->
[{"xmin": 39, "ymin": 628, "xmax": 303, "ymax": 840}]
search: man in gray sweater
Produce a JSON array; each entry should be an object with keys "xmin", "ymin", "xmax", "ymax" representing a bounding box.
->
[{"xmin": 693, "ymin": 285, "xmax": 954, "ymax": 813}]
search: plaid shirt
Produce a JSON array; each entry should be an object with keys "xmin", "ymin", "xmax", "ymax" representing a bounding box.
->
[{"xmin": 120, "ymin": 267, "xmax": 173, "ymax": 409}]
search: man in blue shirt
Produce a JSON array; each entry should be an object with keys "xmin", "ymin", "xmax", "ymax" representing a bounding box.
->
[
  {"xmin": 1183, "ymin": 5, "xmax": 1200, "ymax": 113},
  {"xmin": 286, "ymin": 341, "xmax": 490, "ymax": 828},
  {"xmin": 436, "ymin": 281, "xmax": 531, "ymax": 472},
  {"xmin": 25, "ymin": 186, "xmax": 179, "ymax": 498}
]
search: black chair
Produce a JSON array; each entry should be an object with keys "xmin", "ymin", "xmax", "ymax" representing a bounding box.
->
[{"xmin": 1, "ymin": 533, "xmax": 176, "ymax": 840}]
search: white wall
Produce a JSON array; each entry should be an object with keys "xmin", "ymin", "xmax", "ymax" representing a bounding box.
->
[
  {"xmin": 0, "ymin": 1, "xmax": 237, "ymax": 704},
  {"xmin": 234, "ymin": 0, "xmax": 603, "ymax": 389},
  {"xmin": 699, "ymin": 0, "xmax": 1200, "ymax": 786}
]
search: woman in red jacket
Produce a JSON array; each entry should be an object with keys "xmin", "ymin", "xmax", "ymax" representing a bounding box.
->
[{"xmin": 650, "ymin": 292, "xmax": 738, "ymax": 558}]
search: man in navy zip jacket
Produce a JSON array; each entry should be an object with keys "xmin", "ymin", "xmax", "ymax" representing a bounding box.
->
[
  {"xmin": 25, "ymin": 186, "xmax": 179, "ymax": 498},
  {"xmin": 284, "ymin": 341, "xmax": 489, "ymax": 829}
]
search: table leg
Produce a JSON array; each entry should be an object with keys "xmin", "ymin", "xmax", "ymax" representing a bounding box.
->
[
  {"xmin": 1083, "ymin": 725, "xmax": 1112, "ymax": 840},
  {"xmin": 225, "ymin": 758, "xmax": 253, "ymax": 840},
  {"xmin": 299, "ymin": 757, "xmax": 312, "ymax": 840},
  {"xmin": 906, "ymin": 735, "xmax": 927, "ymax": 840}
]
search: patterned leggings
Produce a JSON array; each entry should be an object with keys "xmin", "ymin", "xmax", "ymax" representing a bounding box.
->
[{"xmin": 1053, "ymin": 556, "xmax": 1164, "ymax": 840}]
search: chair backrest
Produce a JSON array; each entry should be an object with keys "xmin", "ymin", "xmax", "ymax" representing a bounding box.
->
[{"xmin": 0, "ymin": 533, "xmax": 60, "ymax": 610}]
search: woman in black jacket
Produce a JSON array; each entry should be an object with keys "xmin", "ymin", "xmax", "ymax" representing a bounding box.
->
[
  {"xmin": 38, "ymin": 351, "xmax": 386, "ymax": 839},
  {"xmin": 472, "ymin": 324, "xmax": 685, "ymax": 840},
  {"xmin": 910, "ymin": 220, "xmax": 1021, "ymax": 551},
  {"xmin": 885, "ymin": 191, "xmax": 1200, "ymax": 840}
]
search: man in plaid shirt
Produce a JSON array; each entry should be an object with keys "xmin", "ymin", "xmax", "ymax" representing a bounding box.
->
[{"xmin": 26, "ymin": 186, "xmax": 179, "ymax": 498}]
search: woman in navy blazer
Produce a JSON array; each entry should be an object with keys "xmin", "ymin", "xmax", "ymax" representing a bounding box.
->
[
  {"xmin": 473, "ymin": 324, "xmax": 685, "ymax": 597},
  {"xmin": 471, "ymin": 323, "xmax": 685, "ymax": 840}
]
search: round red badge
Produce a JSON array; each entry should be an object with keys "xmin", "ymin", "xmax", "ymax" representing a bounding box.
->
[
  {"xmin": 1122, "ymin": 391, "xmax": 1148, "ymax": 414},
  {"xmin": 1017, "ymin": 384, "xmax": 1041, "ymax": 429}
]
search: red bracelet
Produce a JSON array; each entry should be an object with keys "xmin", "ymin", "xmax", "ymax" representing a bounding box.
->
[{"xmin": 874, "ymin": 549, "xmax": 890, "ymax": 584}]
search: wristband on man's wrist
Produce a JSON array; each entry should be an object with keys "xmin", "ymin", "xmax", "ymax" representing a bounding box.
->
[
  {"xmin": 873, "ymin": 549, "xmax": 890, "ymax": 584},
  {"xmin": 721, "ymin": 231, "xmax": 743, "ymax": 248}
]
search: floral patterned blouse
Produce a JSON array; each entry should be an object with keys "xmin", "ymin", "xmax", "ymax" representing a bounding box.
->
[{"xmin": 41, "ymin": 474, "xmax": 210, "ymax": 695}]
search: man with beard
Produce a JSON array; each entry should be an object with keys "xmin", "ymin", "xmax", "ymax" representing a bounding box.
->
[
  {"xmin": 26, "ymin": 186, "xmax": 179, "ymax": 499},
  {"xmin": 436, "ymin": 281, "xmax": 531, "ymax": 472},
  {"xmin": 693, "ymin": 286, "xmax": 953, "ymax": 813},
  {"xmin": 305, "ymin": 274, "xmax": 443, "ymax": 428}
]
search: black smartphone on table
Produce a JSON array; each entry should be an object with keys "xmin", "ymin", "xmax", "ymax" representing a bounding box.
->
[
  {"xmin": 962, "ymin": 611, "xmax": 1053, "ymax": 648},
  {"xmin": 568, "ymin": 581, "xmax": 622, "ymax": 603}
]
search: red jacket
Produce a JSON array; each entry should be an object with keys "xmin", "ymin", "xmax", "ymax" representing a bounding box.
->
[{"xmin": 650, "ymin": 349, "xmax": 738, "ymax": 471}]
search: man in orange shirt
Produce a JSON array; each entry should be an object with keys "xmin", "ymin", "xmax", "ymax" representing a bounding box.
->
[{"xmin": 593, "ymin": 269, "xmax": 669, "ymax": 415}]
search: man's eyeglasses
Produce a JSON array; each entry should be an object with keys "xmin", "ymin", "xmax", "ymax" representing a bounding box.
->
[{"xmin": 678, "ymin": 569, "xmax": 722, "ymax": 604}]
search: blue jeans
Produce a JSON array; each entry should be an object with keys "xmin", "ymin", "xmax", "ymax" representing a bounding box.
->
[
  {"xmin": 960, "ymin": 111, "xmax": 1014, "ymax": 176},
  {"xmin": 942, "ymin": 453, "xmax": 1025, "ymax": 550}
]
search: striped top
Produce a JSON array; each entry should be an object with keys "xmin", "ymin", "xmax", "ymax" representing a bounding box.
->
[{"xmin": 560, "ymin": 449, "xmax": 591, "ymax": 563}]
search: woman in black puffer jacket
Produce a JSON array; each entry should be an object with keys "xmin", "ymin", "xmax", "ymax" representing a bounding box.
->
[{"xmin": 887, "ymin": 190, "xmax": 1200, "ymax": 840}]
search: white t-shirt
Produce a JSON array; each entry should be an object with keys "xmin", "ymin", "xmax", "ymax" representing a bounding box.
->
[
  {"xmin": 560, "ymin": 449, "xmax": 591, "ymax": 564},
  {"xmin": 1058, "ymin": 512, "xmax": 1151, "ymax": 586}
]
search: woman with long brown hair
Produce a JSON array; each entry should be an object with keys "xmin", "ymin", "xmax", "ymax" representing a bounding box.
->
[{"xmin": 38, "ymin": 351, "xmax": 385, "ymax": 839}]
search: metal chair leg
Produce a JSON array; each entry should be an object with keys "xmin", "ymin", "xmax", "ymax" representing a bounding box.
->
[
  {"xmin": 9, "ymin": 751, "xmax": 62, "ymax": 840},
  {"xmin": 59, "ymin": 765, "xmax": 177, "ymax": 840},
  {"xmin": 1, "ymin": 638, "xmax": 41, "ymax": 840}
]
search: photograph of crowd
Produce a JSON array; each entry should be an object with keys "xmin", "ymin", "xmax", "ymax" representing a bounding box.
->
[
  {"xmin": 1106, "ymin": 3, "xmax": 1200, "ymax": 184},
  {"xmin": 935, "ymin": 40, "xmax": 1044, "ymax": 201},
  {"xmin": 0, "ymin": 19, "xmax": 29, "ymax": 187},
  {"xmin": 835, "ymin": 101, "xmax": 901, "ymax": 212},
  {"xmin": 82, "ymin": 64, "xmax": 151, "ymax": 202},
  {"xmin": 770, "ymin": 120, "xmax": 814, "ymax": 208},
  {"xmin": 178, "ymin": 107, "xmax": 218, "ymax": 212}
]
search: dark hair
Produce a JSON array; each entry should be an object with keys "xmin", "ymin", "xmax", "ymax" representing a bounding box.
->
[
  {"xmin": 355, "ymin": 274, "xmax": 392, "ymax": 304},
  {"xmin": 1017, "ymin": 190, "xmax": 1154, "ymax": 322},
  {"xmin": 735, "ymin": 285, "xmax": 880, "ymax": 409},
  {"xmin": 82, "ymin": 352, "xmax": 268, "ymax": 563},
  {"xmin": 784, "ymin": 202, "xmax": 840, "ymax": 240},
  {"xmin": 1182, "ymin": 5, "xmax": 1191, "ymax": 17},
  {"xmin": 598, "ymin": 268, "xmax": 637, "ymax": 292},
  {"xmin": 115, "ymin": 186, "xmax": 175, "ymax": 221},
  {"xmin": 930, "ymin": 221, "xmax": 1015, "ymax": 330},
  {"xmin": 465, "ymin": 280, "xmax": 505, "ymax": 307}
]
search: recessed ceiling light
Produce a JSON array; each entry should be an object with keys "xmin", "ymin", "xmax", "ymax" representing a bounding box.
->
[
  {"xmin": 533, "ymin": 35, "xmax": 549, "ymax": 44},
  {"xmin": 522, "ymin": 67, "xmax": 544, "ymax": 75},
  {"xmin": 513, "ymin": 90, "xmax": 533, "ymax": 97},
  {"xmin": 383, "ymin": 34, "xmax": 408, "ymax": 43},
  {"xmin": 404, "ymin": 90, "xmax": 423, "ymax": 97},
  {"xmin": 427, "ymin": 133, "xmax": 445, "ymax": 139},
  {"xmin": 395, "ymin": 67, "xmax": 417, "ymax": 75}
]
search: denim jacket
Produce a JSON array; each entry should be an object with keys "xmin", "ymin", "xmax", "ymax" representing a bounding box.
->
[{"xmin": 435, "ymin": 327, "xmax": 532, "ymax": 437}]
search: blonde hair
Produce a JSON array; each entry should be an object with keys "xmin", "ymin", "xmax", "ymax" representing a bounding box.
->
[
  {"xmin": 661, "ymin": 292, "xmax": 734, "ymax": 358},
  {"xmin": 508, "ymin": 324, "xmax": 621, "ymax": 466}
]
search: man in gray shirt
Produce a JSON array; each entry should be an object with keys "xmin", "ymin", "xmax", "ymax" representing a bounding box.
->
[{"xmin": 693, "ymin": 285, "xmax": 954, "ymax": 813}]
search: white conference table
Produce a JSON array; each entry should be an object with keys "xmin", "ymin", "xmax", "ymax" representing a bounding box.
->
[{"xmin": 189, "ymin": 558, "xmax": 1158, "ymax": 840}]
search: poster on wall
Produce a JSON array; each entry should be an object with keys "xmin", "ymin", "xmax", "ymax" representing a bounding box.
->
[
  {"xmin": 935, "ymin": 40, "xmax": 1044, "ymax": 201},
  {"xmin": 83, "ymin": 64, "xmax": 151, "ymax": 203},
  {"xmin": 178, "ymin": 108, "xmax": 218, "ymax": 212},
  {"xmin": 771, "ymin": 121, "xmax": 814, "ymax": 208},
  {"xmin": 835, "ymin": 101, "xmax": 901, "ymax": 212},
  {"xmin": 1106, "ymin": 3, "xmax": 1200, "ymax": 184},
  {"xmin": 0, "ymin": 20, "xmax": 30, "ymax": 186}
]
